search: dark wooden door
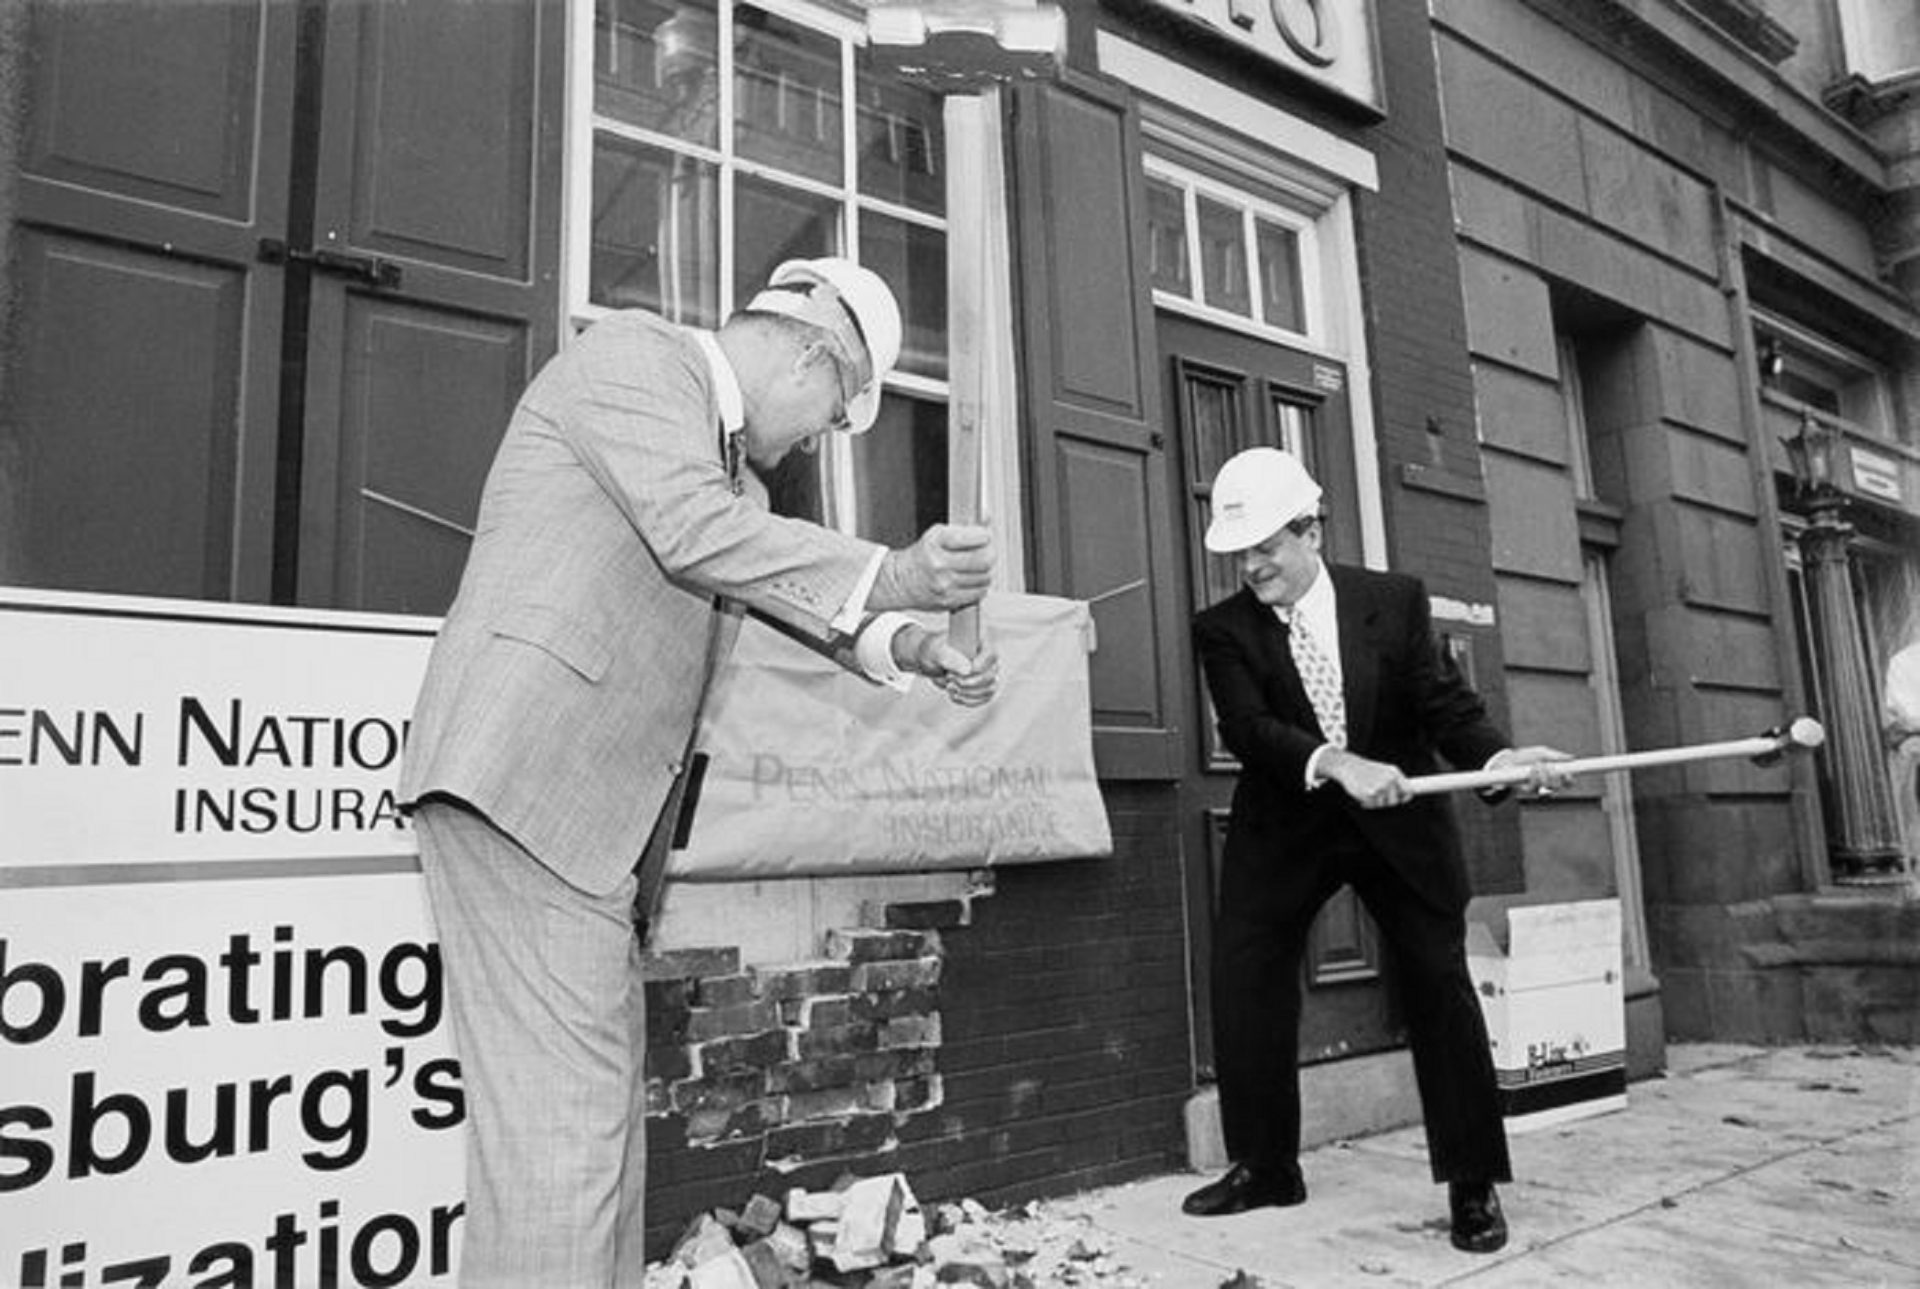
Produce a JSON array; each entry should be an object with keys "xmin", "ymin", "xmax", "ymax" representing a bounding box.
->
[
  {"xmin": 295, "ymin": 0, "xmax": 563, "ymax": 613},
  {"xmin": 1160, "ymin": 312, "xmax": 1404, "ymax": 1077},
  {"xmin": 1, "ymin": 0, "xmax": 563, "ymax": 614},
  {"xmin": 3, "ymin": 0, "xmax": 297, "ymax": 600}
]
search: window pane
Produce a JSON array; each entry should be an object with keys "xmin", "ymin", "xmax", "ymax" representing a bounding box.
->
[
  {"xmin": 860, "ymin": 214, "xmax": 947, "ymax": 381},
  {"xmin": 855, "ymin": 55, "xmax": 944, "ymax": 215},
  {"xmin": 1198, "ymin": 196, "xmax": 1249, "ymax": 316},
  {"xmin": 591, "ymin": 134, "xmax": 720, "ymax": 323},
  {"xmin": 735, "ymin": 4, "xmax": 842, "ymax": 185},
  {"xmin": 595, "ymin": 0, "xmax": 719, "ymax": 149},
  {"xmin": 1771, "ymin": 350, "xmax": 1843, "ymax": 416},
  {"xmin": 1255, "ymin": 217, "xmax": 1304, "ymax": 333},
  {"xmin": 1185, "ymin": 369, "xmax": 1244, "ymax": 489},
  {"xmin": 1271, "ymin": 399, "xmax": 1311, "ymax": 466},
  {"xmin": 734, "ymin": 173, "xmax": 837, "ymax": 302},
  {"xmin": 1147, "ymin": 177, "xmax": 1190, "ymax": 298},
  {"xmin": 850, "ymin": 393, "xmax": 947, "ymax": 546}
]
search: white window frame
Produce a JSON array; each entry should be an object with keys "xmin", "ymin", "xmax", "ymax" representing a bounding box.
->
[
  {"xmin": 561, "ymin": 0, "xmax": 956, "ymax": 537},
  {"xmin": 1143, "ymin": 154, "xmax": 1327, "ymax": 348}
]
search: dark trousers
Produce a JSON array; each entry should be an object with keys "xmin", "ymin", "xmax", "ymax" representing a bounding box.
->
[{"xmin": 1210, "ymin": 820, "xmax": 1512, "ymax": 1184}]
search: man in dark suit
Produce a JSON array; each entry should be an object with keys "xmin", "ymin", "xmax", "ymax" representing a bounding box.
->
[{"xmin": 1184, "ymin": 447, "xmax": 1570, "ymax": 1253}]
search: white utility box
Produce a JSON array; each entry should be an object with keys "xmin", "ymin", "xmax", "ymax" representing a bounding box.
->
[{"xmin": 1468, "ymin": 897, "xmax": 1627, "ymax": 1132}]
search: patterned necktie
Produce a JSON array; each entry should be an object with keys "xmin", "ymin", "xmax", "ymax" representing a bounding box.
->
[{"xmin": 1282, "ymin": 605, "xmax": 1346, "ymax": 748}]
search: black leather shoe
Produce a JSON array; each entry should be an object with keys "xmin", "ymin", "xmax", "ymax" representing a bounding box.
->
[
  {"xmin": 1448, "ymin": 1181, "xmax": 1507, "ymax": 1253},
  {"xmin": 1182, "ymin": 1162, "xmax": 1307, "ymax": 1216}
]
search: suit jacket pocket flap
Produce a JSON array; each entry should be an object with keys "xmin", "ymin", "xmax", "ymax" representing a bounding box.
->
[{"xmin": 489, "ymin": 605, "xmax": 614, "ymax": 682}]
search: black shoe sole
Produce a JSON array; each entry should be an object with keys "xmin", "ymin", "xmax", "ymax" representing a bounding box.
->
[{"xmin": 1181, "ymin": 1184, "xmax": 1308, "ymax": 1217}]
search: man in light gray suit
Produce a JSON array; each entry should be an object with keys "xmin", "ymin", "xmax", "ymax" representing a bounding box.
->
[{"xmin": 400, "ymin": 257, "xmax": 997, "ymax": 1286}]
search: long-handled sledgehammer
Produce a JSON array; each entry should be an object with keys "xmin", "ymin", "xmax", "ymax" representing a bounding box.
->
[
  {"xmin": 1403, "ymin": 717, "xmax": 1827, "ymax": 797},
  {"xmin": 867, "ymin": 3, "xmax": 1067, "ymax": 659}
]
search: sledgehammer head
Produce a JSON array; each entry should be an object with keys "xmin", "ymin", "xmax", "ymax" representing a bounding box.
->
[{"xmin": 1753, "ymin": 717, "xmax": 1825, "ymax": 766}]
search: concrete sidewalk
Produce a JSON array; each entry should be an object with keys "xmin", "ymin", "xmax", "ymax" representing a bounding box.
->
[{"xmin": 996, "ymin": 1044, "xmax": 1920, "ymax": 1287}]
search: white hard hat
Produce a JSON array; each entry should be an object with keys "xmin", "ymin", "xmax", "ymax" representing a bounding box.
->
[
  {"xmin": 1204, "ymin": 447, "xmax": 1323, "ymax": 552},
  {"xmin": 747, "ymin": 257, "xmax": 903, "ymax": 433}
]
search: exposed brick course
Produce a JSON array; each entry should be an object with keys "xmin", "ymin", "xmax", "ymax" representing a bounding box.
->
[{"xmin": 642, "ymin": 790, "xmax": 1190, "ymax": 1256}]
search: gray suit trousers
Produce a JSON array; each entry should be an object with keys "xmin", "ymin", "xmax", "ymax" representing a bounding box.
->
[{"xmin": 416, "ymin": 800, "xmax": 649, "ymax": 1288}]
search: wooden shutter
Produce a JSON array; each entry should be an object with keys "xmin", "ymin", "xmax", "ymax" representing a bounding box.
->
[
  {"xmin": 294, "ymin": 0, "xmax": 566, "ymax": 614},
  {"xmin": 2, "ymin": 0, "xmax": 297, "ymax": 600},
  {"xmin": 1009, "ymin": 74, "xmax": 1184, "ymax": 780},
  {"xmin": 0, "ymin": 0, "xmax": 564, "ymax": 614}
]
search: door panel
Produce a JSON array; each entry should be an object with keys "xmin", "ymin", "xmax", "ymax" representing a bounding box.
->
[
  {"xmin": 1163, "ymin": 312, "xmax": 1403, "ymax": 1077},
  {"xmin": 4, "ymin": 0, "xmax": 294, "ymax": 600},
  {"xmin": 1055, "ymin": 435, "xmax": 1169, "ymax": 739},
  {"xmin": 319, "ymin": 0, "xmax": 543, "ymax": 279},
  {"xmin": 24, "ymin": 0, "xmax": 274, "ymax": 222},
  {"xmin": 5, "ymin": 0, "xmax": 564, "ymax": 611},
  {"xmin": 298, "ymin": 0, "xmax": 564, "ymax": 613},
  {"xmin": 12, "ymin": 233, "xmax": 249, "ymax": 597},
  {"xmin": 301, "ymin": 296, "xmax": 534, "ymax": 613}
]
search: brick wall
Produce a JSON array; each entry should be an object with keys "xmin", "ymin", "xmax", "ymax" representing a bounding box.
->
[{"xmin": 642, "ymin": 784, "xmax": 1190, "ymax": 1256}]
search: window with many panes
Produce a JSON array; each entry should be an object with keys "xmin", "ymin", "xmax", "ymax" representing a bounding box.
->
[
  {"xmin": 578, "ymin": 0, "xmax": 950, "ymax": 546},
  {"xmin": 1144, "ymin": 155, "xmax": 1322, "ymax": 345}
]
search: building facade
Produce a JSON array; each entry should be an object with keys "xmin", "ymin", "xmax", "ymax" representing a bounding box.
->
[
  {"xmin": 2, "ymin": 0, "xmax": 1914, "ymax": 1255},
  {"xmin": 1431, "ymin": 0, "xmax": 1920, "ymax": 1045}
]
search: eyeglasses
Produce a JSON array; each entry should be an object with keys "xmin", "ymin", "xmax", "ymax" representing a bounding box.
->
[{"xmin": 807, "ymin": 341, "xmax": 858, "ymax": 434}]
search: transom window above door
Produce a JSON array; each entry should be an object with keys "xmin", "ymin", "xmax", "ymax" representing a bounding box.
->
[
  {"xmin": 574, "ymin": 0, "xmax": 954, "ymax": 544},
  {"xmin": 1145, "ymin": 155, "xmax": 1323, "ymax": 345}
]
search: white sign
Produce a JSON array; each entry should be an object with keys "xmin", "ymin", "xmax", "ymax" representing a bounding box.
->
[
  {"xmin": 1, "ymin": 878, "xmax": 463, "ymax": 1286},
  {"xmin": 1139, "ymin": 0, "xmax": 1382, "ymax": 113},
  {"xmin": 1848, "ymin": 445, "xmax": 1905, "ymax": 504},
  {"xmin": 1, "ymin": 589, "xmax": 464, "ymax": 1285},
  {"xmin": 1, "ymin": 590, "xmax": 432, "ymax": 868}
]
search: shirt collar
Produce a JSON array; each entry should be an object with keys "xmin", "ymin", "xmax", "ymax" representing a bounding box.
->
[
  {"xmin": 690, "ymin": 330, "xmax": 745, "ymax": 434},
  {"xmin": 1274, "ymin": 561, "xmax": 1335, "ymax": 632}
]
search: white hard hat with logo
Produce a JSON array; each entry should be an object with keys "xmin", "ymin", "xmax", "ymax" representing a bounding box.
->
[
  {"xmin": 746, "ymin": 257, "xmax": 903, "ymax": 433},
  {"xmin": 1204, "ymin": 447, "xmax": 1324, "ymax": 552}
]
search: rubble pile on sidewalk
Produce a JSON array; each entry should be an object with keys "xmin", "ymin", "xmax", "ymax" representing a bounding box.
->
[{"xmin": 643, "ymin": 1171, "xmax": 1153, "ymax": 1288}]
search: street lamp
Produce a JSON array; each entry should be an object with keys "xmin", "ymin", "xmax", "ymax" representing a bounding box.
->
[
  {"xmin": 1785, "ymin": 408, "xmax": 1839, "ymax": 505},
  {"xmin": 1783, "ymin": 408, "xmax": 1908, "ymax": 883},
  {"xmin": 1781, "ymin": 405, "xmax": 1843, "ymax": 507}
]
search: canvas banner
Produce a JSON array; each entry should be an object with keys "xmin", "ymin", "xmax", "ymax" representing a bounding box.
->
[{"xmin": 670, "ymin": 592, "xmax": 1111, "ymax": 879}]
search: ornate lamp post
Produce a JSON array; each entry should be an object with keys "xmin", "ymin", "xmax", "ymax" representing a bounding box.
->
[{"xmin": 1786, "ymin": 411, "xmax": 1907, "ymax": 883}]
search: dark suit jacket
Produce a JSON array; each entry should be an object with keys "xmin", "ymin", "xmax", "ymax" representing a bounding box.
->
[{"xmin": 1192, "ymin": 565, "xmax": 1508, "ymax": 915}]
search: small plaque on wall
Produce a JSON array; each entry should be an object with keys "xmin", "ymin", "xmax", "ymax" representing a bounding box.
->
[{"xmin": 1849, "ymin": 446, "xmax": 1904, "ymax": 504}]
